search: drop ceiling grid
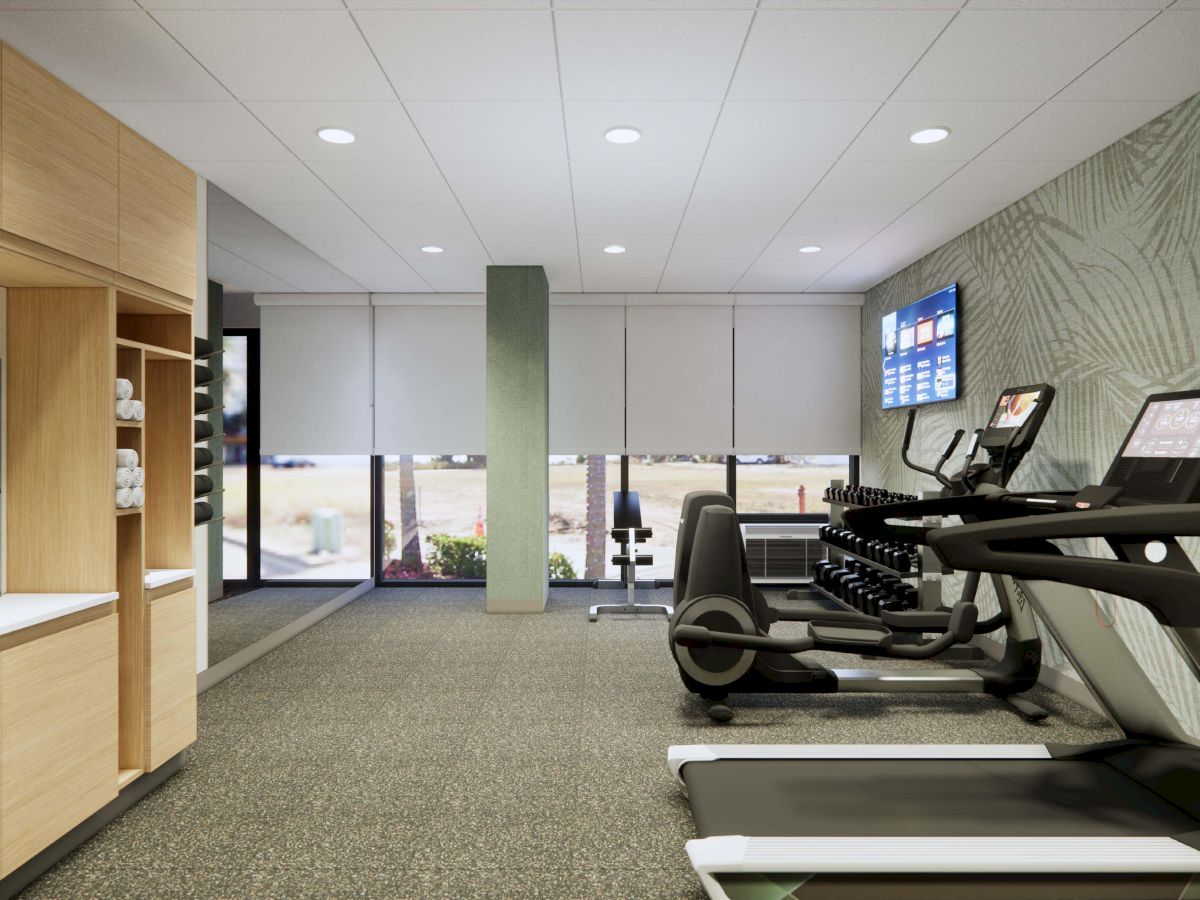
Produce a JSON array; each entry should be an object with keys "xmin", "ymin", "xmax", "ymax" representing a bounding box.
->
[{"xmin": 0, "ymin": 2, "xmax": 1193, "ymax": 292}]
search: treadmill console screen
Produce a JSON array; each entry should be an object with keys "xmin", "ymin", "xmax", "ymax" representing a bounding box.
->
[
  {"xmin": 1122, "ymin": 398, "xmax": 1200, "ymax": 459},
  {"xmin": 1104, "ymin": 390, "xmax": 1200, "ymax": 504}
]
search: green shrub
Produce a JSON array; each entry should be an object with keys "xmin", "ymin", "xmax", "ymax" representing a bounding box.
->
[
  {"xmin": 549, "ymin": 552, "xmax": 577, "ymax": 580},
  {"xmin": 427, "ymin": 534, "xmax": 487, "ymax": 579}
]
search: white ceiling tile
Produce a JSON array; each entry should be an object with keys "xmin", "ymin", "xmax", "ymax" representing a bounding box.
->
[
  {"xmin": 208, "ymin": 242, "xmax": 298, "ymax": 293},
  {"xmin": 807, "ymin": 253, "xmax": 899, "ymax": 293},
  {"xmin": 964, "ymin": 1, "xmax": 1167, "ymax": 8},
  {"xmin": 669, "ymin": 234, "xmax": 771, "ymax": 259},
  {"xmin": 221, "ymin": 233, "xmax": 367, "ymax": 290},
  {"xmin": 557, "ymin": 0, "xmax": 754, "ymax": 7},
  {"xmin": 153, "ymin": 10, "xmax": 394, "ymax": 100},
  {"xmin": 462, "ymin": 202, "xmax": 577, "ymax": 233},
  {"xmin": 730, "ymin": 10, "xmax": 953, "ymax": 101},
  {"xmin": 102, "ymin": 101, "xmax": 289, "ymax": 161},
  {"xmin": 707, "ymin": 102, "xmax": 880, "ymax": 161},
  {"xmin": 308, "ymin": 160, "xmax": 456, "ymax": 203},
  {"xmin": 347, "ymin": 1, "xmax": 549, "ymax": 8},
  {"xmin": 580, "ymin": 257, "xmax": 666, "ymax": 293},
  {"xmin": 980, "ymin": 100, "xmax": 1175, "ymax": 161},
  {"xmin": 355, "ymin": 10, "xmax": 559, "ymax": 100},
  {"xmin": 251, "ymin": 202, "xmax": 374, "ymax": 237},
  {"xmin": 0, "ymin": 11, "xmax": 229, "ymax": 101},
  {"xmin": 556, "ymin": 10, "xmax": 752, "ymax": 100},
  {"xmin": 386, "ymin": 234, "xmax": 490, "ymax": 260},
  {"xmin": 893, "ymin": 9, "xmax": 1153, "ymax": 101},
  {"xmin": 577, "ymin": 234, "xmax": 676, "ymax": 259},
  {"xmin": 573, "ymin": 202, "xmax": 685, "ymax": 235},
  {"xmin": 247, "ymin": 101, "xmax": 430, "ymax": 161},
  {"xmin": 925, "ymin": 159, "xmax": 1072, "ymax": 204},
  {"xmin": 843, "ymin": 100, "xmax": 1039, "ymax": 161},
  {"xmin": 541, "ymin": 260, "xmax": 583, "ymax": 294},
  {"xmin": 324, "ymin": 257, "xmax": 432, "ymax": 291},
  {"xmin": 193, "ymin": 160, "xmax": 340, "ymax": 205},
  {"xmin": 764, "ymin": 1, "xmax": 963, "ymax": 6},
  {"xmin": 439, "ymin": 161, "xmax": 572, "ymax": 203},
  {"xmin": 866, "ymin": 201, "xmax": 1001, "ymax": 255},
  {"xmin": 295, "ymin": 233, "xmax": 399, "ymax": 261},
  {"xmin": 208, "ymin": 200, "xmax": 282, "ymax": 241},
  {"xmin": 1058, "ymin": 11, "xmax": 1200, "ymax": 102},
  {"xmin": 2, "ymin": 1, "xmax": 140, "ymax": 8},
  {"xmin": 564, "ymin": 102, "xmax": 720, "ymax": 161},
  {"xmin": 732, "ymin": 257, "xmax": 831, "ymax": 292},
  {"xmin": 570, "ymin": 160, "xmax": 701, "ymax": 205},
  {"xmin": 678, "ymin": 202, "xmax": 797, "ymax": 235},
  {"xmin": 404, "ymin": 257, "xmax": 487, "ymax": 291},
  {"xmin": 771, "ymin": 201, "xmax": 909, "ymax": 253},
  {"xmin": 407, "ymin": 102, "xmax": 565, "ymax": 160},
  {"xmin": 659, "ymin": 258, "xmax": 746, "ymax": 293},
  {"xmin": 145, "ymin": 0, "xmax": 344, "ymax": 7},
  {"xmin": 480, "ymin": 232, "xmax": 579, "ymax": 262},
  {"xmin": 807, "ymin": 159, "xmax": 961, "ymax": 204},
  {"xmin": 690, "ymin": 160, "xmax": 829, "ymax": 204},
  {"xmin": 353, "ymin": 202, "xmax": 478, "ymax": 236}
]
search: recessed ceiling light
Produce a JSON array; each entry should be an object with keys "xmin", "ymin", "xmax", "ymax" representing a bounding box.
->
[
  {"xmin": 317, "ymin": 127, "xmax": 356, "ymax": 145},
  {"xmin": 420, "ymin": 245, "xmax": 444, "ymax": 254},
  {"xmin": 603, "ymin": 244, "xmax": 627, "ymax": 254},
  {"xmin": 798, "ymin": 245, "xmax": 822, "ymax": 254},
  {"xmin": 604, "ymin": 126, "xmax": 641, "ymax": 145},
  {"xmin": 909, "ymin": 126, "xmax": 950, "ymax": 145}
]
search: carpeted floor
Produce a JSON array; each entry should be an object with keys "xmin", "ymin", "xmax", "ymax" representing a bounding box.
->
[
  {"xmin": 207, "ymin": 586, "xmax": 345, "ymax": 666},
  {"xmin": 25, "ymin": 587, "xmax": 1116, "ymax": 899}
]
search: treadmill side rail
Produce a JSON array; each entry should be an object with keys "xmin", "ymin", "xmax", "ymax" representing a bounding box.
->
[{"xmin": 667, "ymin": 743, "xmax": 1051, "ymax": 785}]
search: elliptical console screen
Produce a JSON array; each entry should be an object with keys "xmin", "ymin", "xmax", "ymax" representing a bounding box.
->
[
  {"xmin": 988, "ymin": 390, "xmax": 1042, "ymax": 431},
  {"xmin": 881, "ymin": 283, "xmax": 958, "ymax": 409},
  {"xmin": 1123, "ymin": 397, "xmax": 1200, "ymax": 459}
]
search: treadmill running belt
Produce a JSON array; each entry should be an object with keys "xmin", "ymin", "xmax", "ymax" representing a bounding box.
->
[{"xmin": 684, "ymin": 759, "xmax": 1198, "ymax": 839}]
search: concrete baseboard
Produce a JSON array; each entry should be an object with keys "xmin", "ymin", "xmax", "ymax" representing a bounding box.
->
[{"xmin": 198, "ymin": 578, "xmax": 373, "ymax": 693}]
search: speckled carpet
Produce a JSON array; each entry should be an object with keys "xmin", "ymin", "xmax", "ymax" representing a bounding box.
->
[
  {"xmin": 207, "ymin": 587, "xmax": 344, "ymax": 667},
  {"xmin": 25, "ymin": 587, "xmax": 1115, "ymax": 899}
]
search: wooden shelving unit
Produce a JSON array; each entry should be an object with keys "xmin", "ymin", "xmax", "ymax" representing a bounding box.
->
[{"xmin": 115, "ymin": 335, "xmax": 190, "ymax": 362}]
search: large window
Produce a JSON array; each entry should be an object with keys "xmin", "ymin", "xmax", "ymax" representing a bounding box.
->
[
  {"xmin": 626, "ymin": 455, "xmax": 728, "ymax": 579},
  {"xmin": 548, "ymin": 455, "xmax": 622, "ymax": 581},
  {"xmin": 260, "ymin": 456, "xmax": 371, "ymax": 580},
  {"xmin": 382, "ymin": 456, "xmax": 487, "ymax": 580},
  {"xmin": 222, "ymin": 335, "xmax": 249, "ymax": 581},
  {"xmin": 736, "ymin": 455, "xmax": 851, "ymax": 516}
]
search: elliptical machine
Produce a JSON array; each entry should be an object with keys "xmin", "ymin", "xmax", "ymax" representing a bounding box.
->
[{"xmin": 668, "ymin": 383, "xmax": 1056, "ymax": 722}]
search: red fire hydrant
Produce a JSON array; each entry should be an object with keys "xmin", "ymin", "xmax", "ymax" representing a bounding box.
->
[{"xmin": 797, "ymin": 486, "xmax": 806, "ymax": 513}]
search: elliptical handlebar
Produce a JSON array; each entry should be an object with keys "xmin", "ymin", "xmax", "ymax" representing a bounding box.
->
[{"xmin": 900, "ymin": 406, "xmax": 965, "ymax": 492}]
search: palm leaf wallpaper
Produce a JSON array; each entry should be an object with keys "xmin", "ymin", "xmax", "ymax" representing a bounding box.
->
[{"xmin": 861, "ymin": 92, "xmax": 1200, "ymax": 735}]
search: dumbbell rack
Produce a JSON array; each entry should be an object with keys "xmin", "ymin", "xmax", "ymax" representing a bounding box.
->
[{"xmin": 813, "ymin": 479, "xmax": 948, "ymax": 616}]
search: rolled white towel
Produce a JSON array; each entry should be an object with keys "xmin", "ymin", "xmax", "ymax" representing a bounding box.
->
[
  {"xmin": 116, "ymin": 467, "xmax": 134, "ymax": 489},
  {"xmin": 115, "ymin": 378, "xmax": 134, "ymax": 401},
  {"xmin": 116, "ymin": 487, "xmax": 134, "ymax": 509},
  {"xmin": 116, "ymin": 399, "xmax": 134, "ymax": 420},
  {"xmin": 132, "ymin": 466, "xmax": 145, "ymax": 487},
  {"xmin": 116, "ymin": 448, "xmax": 139, "ymax": 468},
  {"xmin": 130, "ymin": 400, "xmax": 145, "ymax": 422},
  {"xmin": 132, "ymin": 486, "xmax": 145, "ymax": 508}
]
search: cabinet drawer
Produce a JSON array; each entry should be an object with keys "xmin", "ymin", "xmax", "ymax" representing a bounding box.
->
[
  {"xmin": 146, "ymin": 587, "xmax": 196, "ymax": 771},
  {"xmin": 1, "ymin": 614, "xmax": 118, "ymax": 876}
]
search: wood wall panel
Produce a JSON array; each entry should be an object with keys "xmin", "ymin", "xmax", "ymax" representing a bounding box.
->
[
  {"xmin": 118, "ymin": 126, "xmax": 196, "ymax": 302},
  {"xmin": 1, "ymin": 47, "xmax": 118, "ymax": 269},
  {"xmin": 6, "ymin": 287, "xmax": 116, "ymax": 592},
  {"xmin": 145, "ymin": 588, "xmax": 196, "ymax": 771},
  {"xmin": 116, "ymin": 512, "xmax": 146, "ymax": 770},
  {"xmin": 1, "ymin": 615, "xmax": 118, "ymax": 876},
  {"xmin": 144, "ymin": 358, "xmax": 194, "ymax": 569}
]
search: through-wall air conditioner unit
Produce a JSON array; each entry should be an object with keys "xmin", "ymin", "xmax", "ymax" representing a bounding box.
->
[{"xmin": 741, "ymin": 523, "xmax": 821, "ymax": 584}]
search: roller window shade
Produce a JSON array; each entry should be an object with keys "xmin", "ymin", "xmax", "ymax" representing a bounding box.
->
[
  {"xmin": 373, "ymin": 304, "xmax": 486, "ymax": 455},
  {"xmin": 259, "ymin": 302, "xmax": 372, "ymax": 454},
  {"xmin": 625, "ymin": 305, "xmax": 733, "ymax": 454},
  {"xmin": 549, "ymin": 305, "xmax": 625, "ymax": 454},
  {"xmin": 734, "ymin": 304, "xmax": 861, "ymax": 454}
]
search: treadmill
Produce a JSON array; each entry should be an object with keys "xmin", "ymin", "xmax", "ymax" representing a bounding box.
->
[{"xmin": 669, "ymin": 389, "xmax": 1200, "ymax": 899}]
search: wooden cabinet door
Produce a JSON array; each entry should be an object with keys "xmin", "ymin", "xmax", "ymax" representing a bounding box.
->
[
  {"xmin": 118, "ymin": 125, "xmax": 196, "ymax": 302},
  {"xmin": 1, "ymin": 47, "xmax": 119, "ymax": 269},
  {"xmin": 146, "ymin": 587, "xmax": 197, "ymax": 771},
  {"xmin": 1, "ymin": 614, "xmax": 118, "ymax": 876}
]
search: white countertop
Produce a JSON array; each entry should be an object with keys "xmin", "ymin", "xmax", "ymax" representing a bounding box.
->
[
  {"xmin": 144, "ymin": 569, "xmax": 194, "ymax": 590},
  {"xmin": 0, "ymin": 593, "xmax": 118, "ymax": 636}
]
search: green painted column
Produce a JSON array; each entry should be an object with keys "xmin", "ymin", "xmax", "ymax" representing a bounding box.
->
[{"xmin": 486, "ymin": 266, "xmax": 549, "ymax": 613}]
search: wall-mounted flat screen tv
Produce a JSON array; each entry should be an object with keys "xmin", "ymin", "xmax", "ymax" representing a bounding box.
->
[{"xmin": 881, "ymin": 283, "xmax": 958, "ymax": 409}]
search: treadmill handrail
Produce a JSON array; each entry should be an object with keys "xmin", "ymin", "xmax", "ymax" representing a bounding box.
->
[{"xmin": 928, "ymin": 504, "xmax": 1200, "ymax": 626}]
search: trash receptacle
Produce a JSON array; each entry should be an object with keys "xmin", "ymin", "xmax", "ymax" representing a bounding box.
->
[{"xmin": 311, "ymin": 507, "xmax": 343, "ymax": 553}]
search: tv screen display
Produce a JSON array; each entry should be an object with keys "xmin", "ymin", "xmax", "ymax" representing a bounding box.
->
[{"xmin": 881, "ymin": 283, "xmax": 958, "ymax": 409}]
